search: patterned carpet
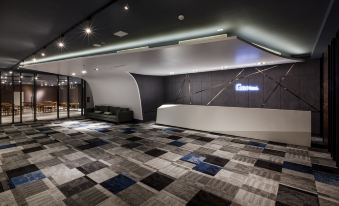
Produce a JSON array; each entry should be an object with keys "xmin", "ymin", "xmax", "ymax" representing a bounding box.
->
[{"xmin": 0, "ymin": 118, "xmax": 338, "ymax": 206}]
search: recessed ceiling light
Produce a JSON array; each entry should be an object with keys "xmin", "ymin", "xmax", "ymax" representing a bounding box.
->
[
  {"xmin": 124, "ymin": 4, "xmax": 129, "ymax": 10},
  {"xmin": 84, "ymin": 27, "xmax": 92, "ymax": 35},
  {"xmin": 178, "ymin": 15, "xmax": 185, "ymax": 21},
  {"xmin": 81, "ymin": 70, "xmax": 87, "ymax": 74},
  {"xmin": 57, "ymin": 41, "xmax": 65, "ymax": 48},
  {"xmin": 95, "ymin": 67, "xmax": 99, "ymax": 71},
  {"xmin": 41, "ymin": 52, "xmax": 46, "ymax": 57},
  {"xmin": 9, "ymin": 71, "xmax": 13, "ymax": 74},
  {"xmin": 114, "ymin": 31, "xmax": 128, "ymax": 37},
  {"xmin": 71, "ymin": 73, "xmax": 76, "ymax": 76}
]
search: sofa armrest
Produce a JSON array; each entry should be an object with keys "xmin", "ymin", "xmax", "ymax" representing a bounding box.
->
[{"xmin": 116, "ymin": 110, "xmax": 134, "ymax": 123}]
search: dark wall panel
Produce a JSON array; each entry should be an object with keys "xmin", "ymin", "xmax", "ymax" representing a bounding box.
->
[
  {"xmin": 132, "ymin": 74, "xmax": 165, "ymax": 121},
  {"xmin": 164, "ymin": 60, "xmax": 321, "ymax": 135}
]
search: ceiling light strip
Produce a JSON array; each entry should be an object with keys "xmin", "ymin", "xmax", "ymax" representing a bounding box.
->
[
  {"xmin": 252, "ymin": 42, "xmax": 282, "ymax": 56},
  {"xmin": 23, "ymin": 26, "xmax": 231, "ymax": 65}
]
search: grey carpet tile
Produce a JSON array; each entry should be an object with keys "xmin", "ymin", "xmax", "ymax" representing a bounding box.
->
[{"xmin": 0, "ymin": 118, "xmax": 338, "ymax": 206}]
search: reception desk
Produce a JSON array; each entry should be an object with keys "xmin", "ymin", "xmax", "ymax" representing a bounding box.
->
[{"xmin": 156, "ymin": 104, "xmax": 311, "ymax": 147}]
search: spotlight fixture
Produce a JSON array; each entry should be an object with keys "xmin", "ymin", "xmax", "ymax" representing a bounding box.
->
[
  {"xmin": 41, "ymin": 52, "xmax": 46, "ymax": 57},
  {"xmin": 9, "ymin": 71, "xmax": 13, "ymax": 74},
  {"xmin": 124, "ymin": 4, "xmax": 129, "ymax": 10},
  {"xmin": 178, "ymin": 15, "xmax": 185, "ymax": 21},
  {"xmin": 84, "ymin": 27, "xmax": 92, "ymax": 35},
  {"xmin": 35, "ymin": 76, "xmax": 38, "ymax": 80},
  {"xmin": 81, "ymin": 70, "xmax": 87, "ymax": 74},
  {"xmin": 95, "ymin": 67, "xmax": 99, "ymax": 71},
  {"xmin": 57, "ymin": 41, "xmax": 65, "ymax": 48},
  {"xmin": 71, "ymin": 73, "xmax": 76, "ymax": 76}
]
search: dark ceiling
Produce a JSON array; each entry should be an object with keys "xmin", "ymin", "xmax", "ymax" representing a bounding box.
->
[{"xmin": 0, "ymin": 0, "xmax": 336, "ymax": 69}]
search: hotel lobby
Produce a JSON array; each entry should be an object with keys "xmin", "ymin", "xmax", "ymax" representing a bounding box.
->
[{"xmin": 0, "ymin": 0, "xmax": 339, "ymax": 205}]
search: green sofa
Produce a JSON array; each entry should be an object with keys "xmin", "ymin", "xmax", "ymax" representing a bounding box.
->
[{"xmin": 85, "ymin": 106, "xmax": 134, "ymax": 123}]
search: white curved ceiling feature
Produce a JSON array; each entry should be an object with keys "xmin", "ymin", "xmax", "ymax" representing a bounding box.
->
[{"xmin": 25, "ymin": 37, "xmax": 298, "ymax": 77}]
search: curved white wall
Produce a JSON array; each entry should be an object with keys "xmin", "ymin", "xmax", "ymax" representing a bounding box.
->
[{"xmin": 84, "ymin": 72, "xmax": 143, "ymax": 120}]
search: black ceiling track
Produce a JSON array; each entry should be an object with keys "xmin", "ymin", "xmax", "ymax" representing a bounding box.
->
[{"xmin": 11, "ymin": 0, "xmax": 119, "ymax": 70}]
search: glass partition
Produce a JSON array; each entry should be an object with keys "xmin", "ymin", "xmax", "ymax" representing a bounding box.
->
[
  {"xmin": 59, "ymin": 76, "xmax": 68, "ymax": 119},
  {"xmin": 13, "ymin": 72, "xmax": 22, "ymax": 123},
  {"xmin": 0, "ymin": 71, "xmax": 85, "ymax": 124},
  {"xmin": 21, "ymin": 73, "xmax": 34, "ymax": 122},
  {"xmin": 36, "ymin": 74, "xmax": 58, "ymax": 121},
  {"xmin": 1, "ymin": 72, "xmax": 13, "ymax": 124},
  {"xmin": 70, "ymin": 77, "xmax": 82, "ymax": 117}
]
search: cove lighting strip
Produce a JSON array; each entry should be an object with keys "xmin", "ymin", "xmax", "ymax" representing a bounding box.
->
[
  {"xmin": 23, "ymin": 26, "xmax": 228, "ymax": 66},
  {"xmin": 252, "ymin": 42, "xmax": 282, "ymax": 56}
]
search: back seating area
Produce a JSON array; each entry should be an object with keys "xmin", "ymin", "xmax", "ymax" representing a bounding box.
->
[{"xmin": 85, "ymin": 105, "xmax": 134, "ymax": 123}]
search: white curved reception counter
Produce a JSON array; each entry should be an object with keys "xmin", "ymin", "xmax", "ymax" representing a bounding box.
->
[{"xmin": 156, "ymin": 104, "xmax": 311, "ymax": 147}]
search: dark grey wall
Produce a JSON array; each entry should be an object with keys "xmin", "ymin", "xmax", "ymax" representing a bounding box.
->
[
  {"xmin": 133, "ymin": 60, "xmax": 321, "ymax": 135},
  {"xmin": 132, "ymin": 74, "xmax": 165, "ymax": 121}
]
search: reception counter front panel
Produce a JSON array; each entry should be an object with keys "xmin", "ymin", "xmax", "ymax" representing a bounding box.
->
[{"xmin": 156, "ymin": 104, "xmax": 311, "ymax": 147}]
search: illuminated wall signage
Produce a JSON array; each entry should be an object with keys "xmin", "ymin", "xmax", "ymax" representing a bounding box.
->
[{"xmin": 235, "ymin": 83, "xmax": 259, "ymax": 91}]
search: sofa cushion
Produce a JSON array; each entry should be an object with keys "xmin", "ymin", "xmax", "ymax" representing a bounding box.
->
[
  {"xmin": 95, "ymin": 106, "xmax": 109, "ymax": 112},
  {"xmin": 109, "ymin": 107, "xmax": 120, "ymax": 115}
]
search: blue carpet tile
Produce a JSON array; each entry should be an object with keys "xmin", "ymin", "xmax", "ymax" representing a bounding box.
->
[
  {"xmin": 101, "ymin": 174, "xmax": 136, "ymax": 194},
  {"xmin": 313, "ymin": 171, "xmax": 339, "ymax": 187},
  {"xmin": 0, "ymin": 144, "xmax": 16, "ymax": 150},
  {"xmin": 95, "ymin": 128, "xmax": 111, "ymax": 133},
  {"xmin": 10, "ymin": 170, "xmax": 45, "ymax": 187},
  {"xmin": 163, "ymin": 128, "xmax": 184, "ymax": 133},
  {"xmin": 168, "ymin": 140, "xmax": 186, "ymax": 147},
  {"xmin": 193, "ymin": 162, "xmax": 222, "ymax": 176},
  {"xmin": 181, "ymin": 153, "xmax": 206, "ymax": 164},
  {"xmin": 248, "ymin": 141, "xmax": 266, "ymax": 148},
  {"xmin": 283, "ymin": 161, "xmax": 313, "ymax": 174}
]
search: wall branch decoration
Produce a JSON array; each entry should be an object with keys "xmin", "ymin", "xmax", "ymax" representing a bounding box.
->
[
  {"xmin": 256, "ymin": 67, "xmax": 320, "ymax": 112},
  {"xmin": 262, "ymin": 64, "xmax": 294, "ymax": 106}
]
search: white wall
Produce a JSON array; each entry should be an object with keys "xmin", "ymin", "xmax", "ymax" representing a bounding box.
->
[{"xmin": 84, "ymin": 72, "xmax": 143, "ymax": 120}]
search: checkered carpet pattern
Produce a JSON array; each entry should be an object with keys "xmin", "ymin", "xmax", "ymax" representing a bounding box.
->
[{"xmin": 0, "ymin": 118, "xmax": 338, "ymax": 206}]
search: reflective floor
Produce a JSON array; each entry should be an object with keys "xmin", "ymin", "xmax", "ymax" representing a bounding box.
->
[{"xmin": 0, "ymin": 119, "xmax": 338, "ymax": 206}]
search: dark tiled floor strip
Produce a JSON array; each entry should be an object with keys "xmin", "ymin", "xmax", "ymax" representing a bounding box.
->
[{"xmin": 0, "ymin": 118, "xmax": 338, "ymax": 206}]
